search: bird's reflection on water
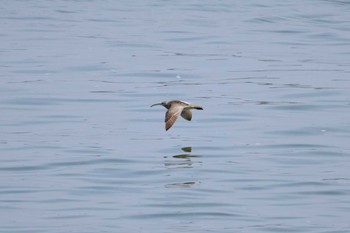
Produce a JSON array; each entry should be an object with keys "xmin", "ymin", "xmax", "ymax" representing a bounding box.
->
[
  {"xmin": 165, "ymin": 181, "xmax": 196, "ymax": 188},
  {"xmin": 163, "ymin": 146, "xmax": 201, "ymax": 188},
  {"xmin": 163, "ymin": 146, "xmax": 201, "ymax": 168}
]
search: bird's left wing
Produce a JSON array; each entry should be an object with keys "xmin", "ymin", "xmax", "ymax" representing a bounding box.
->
[{"xmin": 165, "ymin": 105, "xmax": 183, "ymax": 130}]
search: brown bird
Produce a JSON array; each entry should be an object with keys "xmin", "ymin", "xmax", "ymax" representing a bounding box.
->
[{"xmin": 151, "ymin": 100, "xmax": 203, "ymax": 131}]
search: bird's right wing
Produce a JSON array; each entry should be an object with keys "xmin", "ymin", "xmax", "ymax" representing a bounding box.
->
[{"xmin": 181, "ymin": 109, "xmax": 192, "ymax": 121}]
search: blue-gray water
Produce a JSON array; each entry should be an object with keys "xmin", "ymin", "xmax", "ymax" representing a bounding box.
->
[{"xmin": 1, "ymin": 1, "xmax": 350, "ymax": 232}]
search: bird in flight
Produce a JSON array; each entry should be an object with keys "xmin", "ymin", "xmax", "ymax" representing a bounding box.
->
[{"xmin": 151, "ymin": 100, "xmax": 203, "ymax": 131}]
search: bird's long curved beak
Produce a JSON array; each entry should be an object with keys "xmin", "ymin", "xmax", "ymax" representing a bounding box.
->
[{"xmin": 150, "ymin": 103, "xmax": 162, "ymax": 107}]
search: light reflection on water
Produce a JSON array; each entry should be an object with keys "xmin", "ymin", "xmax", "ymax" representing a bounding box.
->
[{"xmin": 1, "ymin": 0, "xmax": 350, "ymax": 232}]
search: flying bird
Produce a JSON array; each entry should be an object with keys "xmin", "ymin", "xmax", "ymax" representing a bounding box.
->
[{"xmin": 151, "ymin": 100, "xmax": 203, "ymax": 131}]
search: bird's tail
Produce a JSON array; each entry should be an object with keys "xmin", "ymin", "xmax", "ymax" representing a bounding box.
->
[{"xmin": 192, "ymin": 105, "xmax": 203, "ymax": 110}]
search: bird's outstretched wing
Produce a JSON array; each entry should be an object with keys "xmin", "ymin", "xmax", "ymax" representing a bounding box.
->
[
  {"xmin": 181, "ymin": 109, "xmax": 192, "ymax": 121},
  {"xmin": 165, "ymin": 105, "xmax": 184, "ymax": 130}
]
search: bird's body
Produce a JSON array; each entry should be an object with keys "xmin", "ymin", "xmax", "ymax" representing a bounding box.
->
[{"xmin": 151, "ymin": 100, "xmax": 203, "ymax": 131}]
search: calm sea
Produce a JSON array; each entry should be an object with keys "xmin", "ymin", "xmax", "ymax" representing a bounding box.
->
[{"xmin": 1, "ymin": 1, "xmax": 350, "ymax": 232}]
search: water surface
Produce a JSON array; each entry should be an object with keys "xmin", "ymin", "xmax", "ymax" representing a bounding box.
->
[{"xmin": 1, "ymin": 1, "xmax": 350, "ymax": 232}]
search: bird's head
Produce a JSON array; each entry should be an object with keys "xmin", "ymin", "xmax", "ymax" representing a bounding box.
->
[{"xmin": 150, "ymin": 101, "xmax": 168, "ymax": 108}]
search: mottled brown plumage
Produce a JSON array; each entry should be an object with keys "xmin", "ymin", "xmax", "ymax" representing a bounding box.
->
[{"xmin": 151, "ymin": 100, "xmax": 203, "ymax": 131}]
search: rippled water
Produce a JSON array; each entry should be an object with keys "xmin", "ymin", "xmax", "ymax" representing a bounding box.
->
[{"xmin": 1, "ymin": 1, "xmax": 350, "ymax": 232}]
